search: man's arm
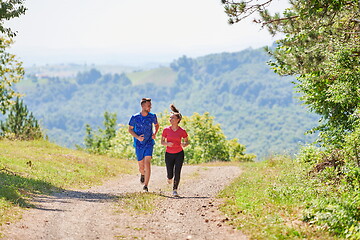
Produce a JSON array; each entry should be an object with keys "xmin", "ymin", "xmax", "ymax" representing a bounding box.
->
[
  {"xmin": 128, "ymin": 125, "xmax": 144, "ymax": 141},
  {"xmin": 152, "ymin": 123, "xmax": 159, "ymax": 139}
]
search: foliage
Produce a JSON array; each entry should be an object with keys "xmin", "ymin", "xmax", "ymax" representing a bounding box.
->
[
  {"xmin": 81, "ymin": 111, "xmax": 117, "ymax": 154},
  {"xmin": 222, "ymin": 3, "xmax": 360, "ymax": 235},
  {"xmin": 76, "ymin": 68, "xmax": 101, "ymax": 85},
  {"xmin": 0, "ymin": 97, "xmax": 43, "ymax": 140},
  {"xmin": 107, "ymin": 110, "xmax": 255, "ymax": 165},
  {"xmin": 343, "ymin": 121, "xmax": 360, "ymax": 168},
  {"xmin": 219, "ymin": 156, "xmax": 336, "ymax": 239},
  {"xmin": 180, "ymin": 112, "xmax": 255, "ymax": 163},
  {"xmin": 15, "ymin": 48, "xmax": 319, "ymax": 158},
  {"xmin": 295, "ymin": 141, "xmax": 360, "ymax": 238},
  {"xmin": 0, "ymin": 37, "xmax": 24, "ymax": 114},
  {"xmin": 0, "ymin": 0, "xmax": 27, "ymax": 38},
  {"xmin": 220, "ymin": 148, "xmax": 360, "ymax": 238},
  {"xmin": 0, "ymin": 0, "xmax": 27, "ymax": 114},
  {"xmin": 222, "ymin": 0, "xmax": 360, "ymax": 146}
]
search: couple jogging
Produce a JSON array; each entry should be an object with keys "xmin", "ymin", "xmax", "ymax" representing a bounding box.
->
[{"xmin": 128, "ymin": 98, "xmax": 189, "ymax": 197}]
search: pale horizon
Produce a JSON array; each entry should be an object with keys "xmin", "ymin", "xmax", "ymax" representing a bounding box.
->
[{"xmin": 7, "ymin": 0, "xmax": 288, "ymax": 67}]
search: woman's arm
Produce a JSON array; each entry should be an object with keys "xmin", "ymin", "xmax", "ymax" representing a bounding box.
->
[
  {"xmin": 161, "ymin": 136, "xmax": 173, "ymax": 147},
  {"xmin": 181, "ymin": 137, "xmax": 189, "ymax": 147}
]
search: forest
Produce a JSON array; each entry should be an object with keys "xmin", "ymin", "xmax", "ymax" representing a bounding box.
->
[
  {"xmin": 1, "ymin": 0, "xmax": 360, "ymax": 238},
  {"xmin": 10, "ymin": 47, "xmax": 319, "ymax": 158}
]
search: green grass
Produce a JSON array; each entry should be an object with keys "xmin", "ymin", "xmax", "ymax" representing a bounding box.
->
[
  {"xmin": 116, "ymin": 192, "xmax": 160, "ymax": 214},
  {"xmin": 126, "ymin": 67, "xmax": 177, "ymax": 86},
  {"xmin": 0, "ymin": 139, "xmax": 136, "ymax": 226},
  {"xmin": 218, "ymin": 156, "xmax": 340, "ymax": 240}
]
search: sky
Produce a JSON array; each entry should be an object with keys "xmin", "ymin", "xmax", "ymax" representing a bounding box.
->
[{"xmin": 7, "ymin": 0, "xmax": 287, "ymax": 67}]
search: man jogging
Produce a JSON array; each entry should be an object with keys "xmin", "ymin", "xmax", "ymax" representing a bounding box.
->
[{"xmin": 128, "ymin": 98, "xmax": 159, "ymax": 192}]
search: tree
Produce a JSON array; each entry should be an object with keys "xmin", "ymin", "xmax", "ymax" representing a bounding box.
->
[
  {"xmin": 222, "ymin": 0, "xmax": 360, "ymax": 145},
  {"xmin": 76, "ymin": 68, "xmax": 102, "ymax": 85},
  {"xmin": 82, "ymin": 111, "xmax": 117, "ymax": 154},
  {"xmin": 0, "ymin": 0, "xmax": 27, "ymax": 114},
  {"xmin": 0, "ymin": 97, "xmax": 43, "ymax": 140},
  {"xmin": 0, "ymin": 37, "xmax": 24, "ymax": 114}
]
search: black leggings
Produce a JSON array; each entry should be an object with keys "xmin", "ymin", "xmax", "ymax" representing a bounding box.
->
[{"xmin": 165, "ymin": 150, "xmax": 184, "ymax": 190}]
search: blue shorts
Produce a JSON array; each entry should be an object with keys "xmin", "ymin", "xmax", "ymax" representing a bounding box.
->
[{"xmin": 135, "ymin": 147, "xmax": 153, "ymax": 161}]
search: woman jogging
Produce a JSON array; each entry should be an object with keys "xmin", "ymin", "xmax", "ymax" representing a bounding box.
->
[
  {"xmin": 128, "ymin": 98, "xmax": 159, "ymax": 192},
  {"xmin": 161, "ymin": 104, "xmax": 189, "ymax": 197}
]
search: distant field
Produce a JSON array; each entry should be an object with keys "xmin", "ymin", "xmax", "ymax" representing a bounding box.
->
[
  {"xmin": 24, "ymin": 64, "xmax": 138, "ymax": 78},
  {"xmin": 18, "ymin": 64, "xmax": 177, "ymax": 88},
  {"xmin": 126, "ymin": 67, "xmax": 177, "ymax": 86}
]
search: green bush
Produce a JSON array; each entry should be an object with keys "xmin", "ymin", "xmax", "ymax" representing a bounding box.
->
[
  {"xmin": 0, "ymin": 97, "xmax": 43, "ymax": 140},
  {"xmin": 108, "ymin": 111, "xmax": 255, "ymax": 165},
  {"xmin": 304, "ymin": 194, "xmax": 360, "ymax": 238},
  {"xmin": 80, "ymin": 111, "xmax": 117, "ymax": 154},
  {"xmin": 295, "ymin": 132, "xmax": 360, "ymax": 238},
  {"xmin": 343, "ymin": 124, "xmax": 360, "ymax": 167}
]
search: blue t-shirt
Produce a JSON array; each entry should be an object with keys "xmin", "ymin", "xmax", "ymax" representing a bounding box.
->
[{"xmin": 129, "ymin": 112, "xmax": 158, "ymax": 149}]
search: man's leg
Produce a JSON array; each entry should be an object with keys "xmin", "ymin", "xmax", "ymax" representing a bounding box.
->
[
  {"xmin": 136, "ymin": 148, "xmax": 146, "ymax": 184},
  {"xmin": 138, "ymin": 158, "xmax": 145, "ymax": 184},
  {"xmin": 138, "ymin": 159, "xmax": 145, "ymax": 175},
  {"xmin": 143, "ymin": 156, "xmax": 152, "ymax": 187}
]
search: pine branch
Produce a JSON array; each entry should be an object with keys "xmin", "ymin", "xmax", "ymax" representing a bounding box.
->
[{"xmin": 260, "ymin": 15, "xmax": 299, "ymax": 26}]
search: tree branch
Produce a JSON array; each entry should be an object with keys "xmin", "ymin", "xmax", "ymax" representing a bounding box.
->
[{"xmin": 260, "ymin": 15, "xmax": 299, "ymax": 26}]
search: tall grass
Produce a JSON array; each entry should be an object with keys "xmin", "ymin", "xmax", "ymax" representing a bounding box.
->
[
  {"xmin": 219, "ymin": 156, "xmax": 340, "ymax": 239},
  {"xmin": 0, "ymin": 139, "xmax": 136, "ymax": 226}
]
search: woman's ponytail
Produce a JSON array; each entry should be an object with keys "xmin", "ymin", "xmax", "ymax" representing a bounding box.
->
[{"xmin": 170, "ymin": 104, "xmax": 182, "ymax": 122}]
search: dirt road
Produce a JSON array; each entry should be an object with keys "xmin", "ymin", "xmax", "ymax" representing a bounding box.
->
[{"xmin": 2, "ymin": 165, "xmax": 247, "ymax": 240}]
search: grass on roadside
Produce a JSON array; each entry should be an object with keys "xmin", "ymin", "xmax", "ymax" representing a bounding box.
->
[
  {"xmin": 218, "ymin": 155, "xmax": 340, "ymax": 240},
  {"xmin": 116, "ymin": 192, "xmax": 160, "ymax": 214},
  {"xmin": 0, "ymin": 139, "xmax": 136, "ymax": 226}
]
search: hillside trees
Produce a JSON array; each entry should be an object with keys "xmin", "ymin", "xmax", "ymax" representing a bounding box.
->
[
  {"xmin": 76, "ymin": 68, "xmax": 101, "ymax": 84},
  {"xmin": 222, "ymin": 0, "xmax": 360, "ymax": 145},
  {"xmin": 17, "ymin": 48, "xmax": 319, "ymax": 157},
  {"xmin": 0, "ymin": 0, "xmax": 27, "ymax": 114},
  {"xmin": 0, "ymin": 97, "xmax": 43, "ymax": 140}
]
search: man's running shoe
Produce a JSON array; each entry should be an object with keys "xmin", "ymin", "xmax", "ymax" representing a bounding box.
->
[
  {"xmin": 140, "ymin": 174, "xmax": 145, "ymax": 184},
  {"xmin": 167, "ymin": 178, "xmax": 172, "ymax": 184},
  {"xmin": 173, "ymin": 190, "xmax": 179, "ymax": 197},
  {"xmin": 143, "ymin": 185, "xmax": 148, "ymax": 192}
]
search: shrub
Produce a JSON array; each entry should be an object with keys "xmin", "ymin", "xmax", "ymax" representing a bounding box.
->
[
  {"xmin": 108, "ymin": 111, "xmax": 255, "ymax": 164},
  {"xmin": 80, "ymin": 111, "xmax": 117, "ymax": 154},
  {"xmin": 0, "ymin": 97, "xmax": 43, "ymax": 140}
]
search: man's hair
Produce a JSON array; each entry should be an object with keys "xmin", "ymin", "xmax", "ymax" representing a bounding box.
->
[{"xmin": 140, "ymin": 98, "xmax": 151, "ymax": 105}]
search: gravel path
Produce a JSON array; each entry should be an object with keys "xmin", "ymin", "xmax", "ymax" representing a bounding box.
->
[{"xmin": 2, "ymin": 165, "xmax": 248, "ymax": 240}]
